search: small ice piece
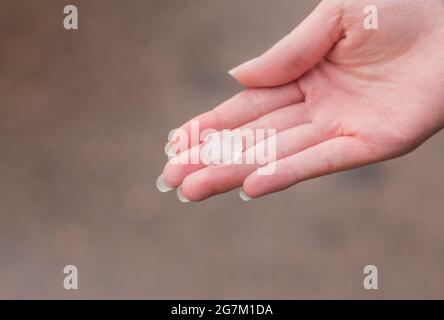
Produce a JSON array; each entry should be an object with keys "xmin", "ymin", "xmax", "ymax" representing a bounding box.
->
[{"xmin": 201, "ymin": 130, "xmax": 243, "ymax": 165}]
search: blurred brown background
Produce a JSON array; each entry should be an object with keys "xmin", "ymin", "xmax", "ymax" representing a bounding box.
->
[{"xmin": 0, "ymin": 0, "xmax": 443, "ymax": 299}]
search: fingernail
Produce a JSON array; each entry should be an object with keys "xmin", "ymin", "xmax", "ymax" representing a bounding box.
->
[
  {"xmin": 177, "ymin": 186, "xmax": 190, "ymax": 203},
  {"xmin": 168, "ymin": 129, "xmax": 177, "ymax": 141},
  {"xmin": 228, "ymin": 67, "xmax": 238, "ymax": 78},
  {"xmin": 156, "ymin": 174, "xmax": 173, "ymax": 193},
  {"xmin": 239, "ymin": 188, "xmax": 251, "ymax": 202},
  {"xmin": 164, "ymin": 141, "xmax": 177, "ymax": 158},
  {"xmin": 228, "ymin": 58, "xmax": 258, "ymax": 78}
]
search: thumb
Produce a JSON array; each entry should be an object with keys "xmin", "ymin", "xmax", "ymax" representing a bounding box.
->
[{"xmin": 229, "ymin": 1, "xmax": 344, "ymax": 88}]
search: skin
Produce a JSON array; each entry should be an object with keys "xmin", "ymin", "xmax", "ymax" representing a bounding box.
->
[{"xmin": 161, "ymin": 0, "xmax": 444, "ymax": 201}]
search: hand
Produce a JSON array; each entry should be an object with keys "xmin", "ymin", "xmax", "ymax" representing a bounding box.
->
[{"xmin": 159, "ymin": 0, "xmax": 444, "ymax": 202}]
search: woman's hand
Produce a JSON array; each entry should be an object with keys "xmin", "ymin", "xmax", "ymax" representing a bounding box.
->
[{"xmin": 159, "ymin": 0, "xmax": 444, "ymax": 202}]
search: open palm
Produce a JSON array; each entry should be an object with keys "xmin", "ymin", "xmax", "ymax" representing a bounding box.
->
[{"xmin": 160, "ymin": 0, "xmax": 444, "ymax": 201}]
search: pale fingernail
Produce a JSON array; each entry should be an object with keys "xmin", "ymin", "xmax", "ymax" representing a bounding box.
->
[
  {"xmin": 228, "ymin": 67, "xmax": 238, "ymax": 78},
  {"xmin": 164, "ymin": 141, "xmax": 177, "ymax": 158},
  {"xmin": 228, "ymin": 58, "xmax": 258, "ymax": 78},
  {"xmin": 177, "ymin": 186, "xmax": 190, "ymax": 203},
  {"xmin": 239, "ymin": 188, "xmax": 251, "ymax": 202},
  {"xmin": 168, "ymin": 129, "xmax": 177, "ymax": 141},
  {"xmin": 156, "ymin": 174, "xmax": 173, "ymax": 193}
]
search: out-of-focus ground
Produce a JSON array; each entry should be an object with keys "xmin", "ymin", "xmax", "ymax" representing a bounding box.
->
[{"xmin": 0, "ymin": 0, "xmax": 443, "ymax": 299}]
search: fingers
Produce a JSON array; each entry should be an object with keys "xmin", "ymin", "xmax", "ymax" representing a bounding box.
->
[
  {"xmin": 163, "ymin": 102, "xmax": 310, "ymax": 188},
  {"xmin": 229, "ymin": 1, "xmax": 344, "ymax": 87},
  {"xmin": 163, "ymin": 143, "xmax": 206, "ymax": 188},
  {"xmin": 171, "ymin": 81, "xmax": 304, "ymax": 151},
  {"xmin": 242, "ymin": 136, "xmax": 374, "ymax": 199},
  {"xmin": 238, "ymin": 103, "xmax": 309, "ymax": 135},
  {"xmin": 179, "ymin": 122, "xmax": 330, "ymax": 202}
]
